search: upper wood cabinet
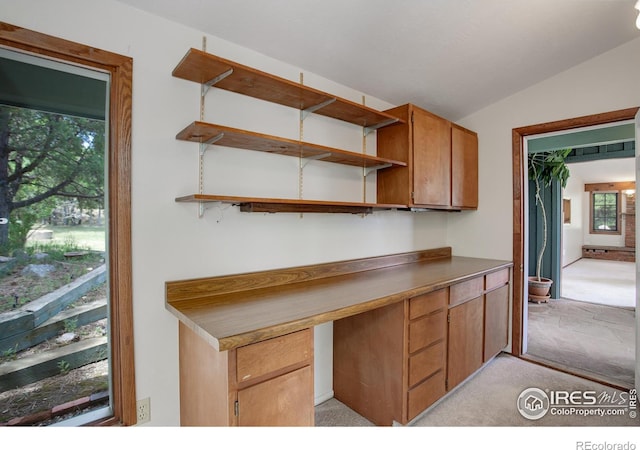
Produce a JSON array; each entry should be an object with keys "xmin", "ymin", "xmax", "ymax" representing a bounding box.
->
[{"xmin": 376, "ymin": 103, "xmax": 478, "ymax": 210}]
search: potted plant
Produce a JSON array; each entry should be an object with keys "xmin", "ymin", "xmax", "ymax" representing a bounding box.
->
[{"xmin": 528, "ymin": 148, "xmax": 571, "ymax": 302}]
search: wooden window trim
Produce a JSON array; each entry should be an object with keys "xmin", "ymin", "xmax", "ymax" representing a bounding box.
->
[
  {"xmin": 563, "ymin": 198, "xmax": 571, "ymax": 224},
  {"xmin": 0, "ymin": 22, "xmax": 136, "ymax": 425},
  {"xmin": 589, "ymin": 191, "xmax": 621, "ymax": 235}
]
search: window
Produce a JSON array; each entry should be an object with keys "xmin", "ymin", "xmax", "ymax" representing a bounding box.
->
[
  {"xmin": 590, "ymin": 192, "xmax": 620, "ymax": 234},
  {"xmin": 0, "ymin": 22, "xmax": 134, "ymax": 425},
  {"xmin": 585, "ymin": 181, "xmax": 635, "ymax": 236},
  {"xmin": 563, "ymin": 198, "xmax": 571, "ymax": 224}
]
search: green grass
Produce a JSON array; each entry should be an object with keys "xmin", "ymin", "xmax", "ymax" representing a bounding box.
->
[{"xmin": 27, "ymin": 225, "xmax": 106, "ymax": 252}]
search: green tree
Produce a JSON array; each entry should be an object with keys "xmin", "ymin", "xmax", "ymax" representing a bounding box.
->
[{"xmin": 0, "ymin": 105, "xmax": 104, "ymax": 252}]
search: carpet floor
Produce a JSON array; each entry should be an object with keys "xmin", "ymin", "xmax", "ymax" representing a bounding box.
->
[
  {"xmin": 315, "ymin": 353, "xmax": 639, "ymax": 427},
  {"xmin": 561, "ymin": 259, "xmax": 635, "ymax": 308},
  {"xmin": 526, "ymin": 297, "xmax": 635, "ymax": 389}
]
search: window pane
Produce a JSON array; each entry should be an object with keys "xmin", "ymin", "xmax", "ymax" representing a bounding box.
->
[
  {"xmin": 592, "ymin": 192, "xmax": 618, "ymax": 232},
  {"xmin": 0, "ymin": 54, "xmax": 110, "ymax": 426}
]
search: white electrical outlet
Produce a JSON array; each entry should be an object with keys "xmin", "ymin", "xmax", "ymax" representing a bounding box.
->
[{"xmin": 136, "ymin": 397, "xmax": 151, "ymax": 424}]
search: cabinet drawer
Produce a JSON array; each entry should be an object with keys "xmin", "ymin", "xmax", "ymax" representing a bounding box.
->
[
  {"xmin": 409, "ymin": 289, "xmax": 447, "ymax": 320},
  {"xmin": 236, "ymin": 329, "xmax": 311, "ymax": 384},
  {"xmin": 449, "ymin": 276, "xmax": 483, "ymax": 307},
  {"xmin": 486, "ymin": 268, "xmax": 509, "ymax": 291},
  {"xmin": 408, "ymin": 309, "xmax": 446, "ymax": 354},
  {"xmin": 407, "ymin": 369, "xmax": 446, "ymax": 421},
  {"xmin": 408, "ymin": 341, "xmax": 446, "ymax": 388}
]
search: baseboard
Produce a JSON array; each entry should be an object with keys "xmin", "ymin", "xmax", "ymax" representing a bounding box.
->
[{"xmin": 314, "ymin": 390, "xmax": 334, "ymax": 406}]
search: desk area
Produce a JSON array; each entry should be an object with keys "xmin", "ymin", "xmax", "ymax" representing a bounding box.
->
[{"xmin": 165, "ymin": 247, "xmax": 512, "ymax": 426}]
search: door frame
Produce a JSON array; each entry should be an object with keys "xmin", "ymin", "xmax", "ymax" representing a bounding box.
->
[{"xmin": 511, "ymin": 107, "xmax": 639, "ymax": 356}]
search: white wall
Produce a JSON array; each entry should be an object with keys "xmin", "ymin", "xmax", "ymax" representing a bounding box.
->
[
  {"xmin": 449, "ymin": 36, "xmax": 640, "ymax": 260},
  {"xmin": 0, "ymin": 0, "xmax": 451, "ymax": 425},
  {"xmin": 450, "ymin": 33, "xmax": 640, "ymax": 391},
  {"xmin": 562, "ymin": 174, "xmax": 585, "ymax": 266}
]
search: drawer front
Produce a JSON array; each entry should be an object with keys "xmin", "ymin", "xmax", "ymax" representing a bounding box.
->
[
  {"xmin": 407, "ymin": 370, "xmax": 446, "ymax": 422},
  {"xmin": 409, "ymin": 289, "xmax": 447, "ymax": 320},
  {"xmin": 408, "ymin": 309, "xmax": 446, "ymax": 354},
  {"xmin": 408, "ymin": 341, "xmax": 446, "ymax": 388},
  {"xmin": 449, "ymin": 276, "xmax": 483, "ymax": 307},
  {"xmin": 486, "ymin": 268, "xmax": 510, "ymax": 291},
  {"xmin": 236, "ymin": 328, "xmax": 312, "ymax": 384}
]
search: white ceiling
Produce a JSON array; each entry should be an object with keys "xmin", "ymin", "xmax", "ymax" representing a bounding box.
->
[
  {"xmin": 568, "ymin": 158, "xmax": 635, "ymax": 184},
  {"xmin": 117, "ymin": 0, "xmax": 640, "ymax": 121}
]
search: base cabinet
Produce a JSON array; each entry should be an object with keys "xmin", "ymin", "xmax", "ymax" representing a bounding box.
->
[
  {"xmin": 447, "ymin": 268, "xmax": 510, "ymax": 391},
  {"xmin": 333, "ymin": 268, "xmax": 511, "ymax": 426},
  {"xmin": 333, "ymin": 290, "xmax": 448, "ymax": 425},
  {"xmin": 178, "ymin": 323, "xmax": 314, "ymax": 426}
]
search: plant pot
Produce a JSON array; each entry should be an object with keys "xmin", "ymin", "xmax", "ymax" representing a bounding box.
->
[{"xmin": 528, "ymin": 276, "xmax": 553, "ymax": 297}]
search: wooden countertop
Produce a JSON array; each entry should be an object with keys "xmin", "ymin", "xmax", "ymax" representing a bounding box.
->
[{"xmin": 165, "ymin": 248, "xmax": 512, "ymax": 351}]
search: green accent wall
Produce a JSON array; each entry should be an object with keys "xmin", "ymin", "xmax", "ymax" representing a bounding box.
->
[
  {"xmin": 528, "ymin": 123, "xmax": 635, "ymax": 153},
  {"xmin": 528, "ymin": 179, "xmax": 562, "ymax": 299}
]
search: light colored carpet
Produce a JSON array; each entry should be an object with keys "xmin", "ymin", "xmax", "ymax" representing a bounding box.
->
[
  {"xmin": 561, "ymin": 259, "xmax": 635, "ymax": 308},
  {"xmin": 315, "ymin": 353, "xmax": 639, "ymax": 427},
  {"xmin": 527, "ymin": 297, "xmax": 635, "ymax": 388}
]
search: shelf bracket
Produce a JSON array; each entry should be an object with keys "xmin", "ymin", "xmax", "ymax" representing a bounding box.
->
[
  {"xmin": 199, "ymin": 133, "xmax": 224, "ymax": 155},
  {"xmin": 301, "ymin": 152, "xmax": 332, "ymax": 168},
  {"xmin": 363, "ymin": 118, "xmax": 399, "ymax": 136},
  {"xmin": 364, "ymin": 163, "xmax": 392, "ymax": 177},
  {"xmin": 300, "ymin": 98, "xmax": 336, "ymax": 121},
  {"xmin": 202, "ymin": 68, "xmax": 234, "ymax": 95}
]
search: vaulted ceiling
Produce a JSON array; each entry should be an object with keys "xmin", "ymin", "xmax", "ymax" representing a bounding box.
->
[{"xmin": 118, "ymin": 0, "xmax": 640, "ymax": 121}]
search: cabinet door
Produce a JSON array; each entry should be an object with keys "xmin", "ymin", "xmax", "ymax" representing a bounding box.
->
[
  {"xmin": 447, "ymin": 296, "xmax": 484, "ymax": 390},
  {"xmin": 412, "ymin": 107, "xmax": 451, "ymax": 206},
  {"xmin": 451, "ymin": 124, "xmax": 478, "ymax": 209},
  {"xmin": 237, "ymin": 366, "xmax": 313, "ymax": 426},
  {"xmin": 484, "ymin": 284, "xmax": 509, "ymax": 362}
]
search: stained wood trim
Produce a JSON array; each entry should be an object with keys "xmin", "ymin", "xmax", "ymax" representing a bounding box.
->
[
  {"xmin": 166, "ymin": 247, "xmax": 452, "ymax": 303},
  {"xmin": 588, "ymin": 190, "xmax": 622, "ymax": 236},
  {"xmin": 0, "ymin": 21, "xmax": 136, "ymax": 426},
  {"xmin": 511, "ymin": 106, "xmax": 639, "ymax": 357},
  {"xmin": 584, "ymin": 181, "xmax": 635, "ymax": 192}
]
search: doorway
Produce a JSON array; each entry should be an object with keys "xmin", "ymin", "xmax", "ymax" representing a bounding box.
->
[
  {"xmin": 526, "ymin": 151, "xmax": 636, "ymax": 388},
  {"xmin": 511, "ymin": 107, "xmax": 639, "ymax": 391}
]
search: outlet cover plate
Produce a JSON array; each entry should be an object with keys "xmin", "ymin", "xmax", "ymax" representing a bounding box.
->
[{"xmin": 136, "ymin": 397, "xmax": 150, "ymax": 424}]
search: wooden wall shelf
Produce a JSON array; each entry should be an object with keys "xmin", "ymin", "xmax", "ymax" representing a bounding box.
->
[
  {"xmin": 172, "ymin": 48, "xmax": 403, "ymax": 130},
  {"xmin": 175, "ymin": 194, "xmax": 406, "ymax": 215},
  {"xmin": 177, "ymin": 122, "xmax": 407, "ymax": 169}
]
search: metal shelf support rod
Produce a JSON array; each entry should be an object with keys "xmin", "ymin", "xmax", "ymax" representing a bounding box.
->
[
  {"xmin": 202, "ymin": 69, "xmax": 234, "ymax": 96},
  {"xmin": 301, "ymin": 98, "xmax": 337, "ymax": 121},
  {"xmin": 363, "ymin": 118, "xmax": 399, "ymax": 136}
]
